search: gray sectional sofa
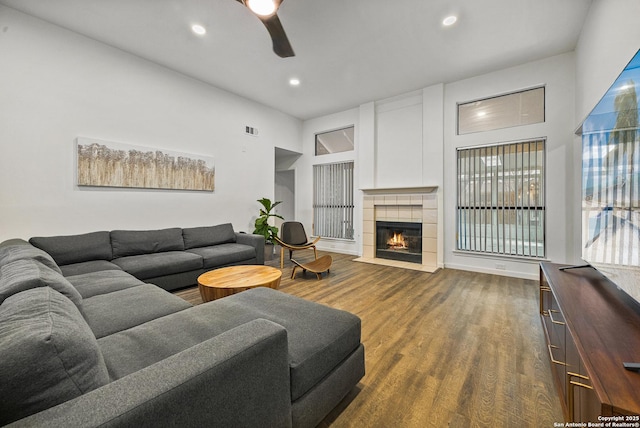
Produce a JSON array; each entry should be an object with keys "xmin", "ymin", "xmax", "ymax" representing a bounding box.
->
[
  {"xmin": 28, "ymin": 223, "xmax": 264, "ymax": 291},
  {"xmin": 0, "ymin": 227, "xmax": 365, "ymax": 427}
]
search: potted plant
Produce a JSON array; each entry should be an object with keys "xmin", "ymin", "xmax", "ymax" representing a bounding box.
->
[{"xmin": 253, "ymin": 197, "xmax": 284, "ymax": 260}]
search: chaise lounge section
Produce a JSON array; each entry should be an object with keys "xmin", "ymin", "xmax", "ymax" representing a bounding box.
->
[{"xmin": 0, "ymin": 229, "xmax": 365, "ymax": 427}]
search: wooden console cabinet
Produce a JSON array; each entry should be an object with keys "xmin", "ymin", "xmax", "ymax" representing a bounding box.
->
[{"xmin": 540, "ymin": 262, "xmax": 640, "ymax": 422}]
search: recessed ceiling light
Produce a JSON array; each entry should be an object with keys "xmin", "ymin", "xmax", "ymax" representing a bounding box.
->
[
  {"xmin": 191, "ymin": 24, "xmax": 206, "ymax": 36},
  {"xmin": 289, "ymin": 78, "xmax": 300, "ymax": 86},
  {"xmin": 442, "ymin": 15, "xmax": 457, "ymax": 26}
]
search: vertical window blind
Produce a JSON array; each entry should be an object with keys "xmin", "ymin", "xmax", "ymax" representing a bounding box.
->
[
  {"xmin": 456, "ymin": 139, "xmax": 546, "ymax": 258},
  {"xmin": 313, "ymin": 161, "xmax": 355, "ymax": 240}
]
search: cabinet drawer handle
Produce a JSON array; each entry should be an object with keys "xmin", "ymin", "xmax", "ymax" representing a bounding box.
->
[
  {"xmin": 547, "ymin": 344, "xmax": 567, "ymax": 366},
  {"xmin": 568, "ymin": 372, "xmax": 593, "ymax": 419},
  {"xmin": 540, "ymin": 286, "xmax": 551, "ymax": 315},
  {"xmin": 549, "ymin": 309, "xmax": 565, "ymax": 325},
  {"xmin": 567, "ymin": 371, "xmax": 590, "ymax": 382},
  {"xmin": 569, "ymin": 380, "xmax": 592, "ymax": 389}
]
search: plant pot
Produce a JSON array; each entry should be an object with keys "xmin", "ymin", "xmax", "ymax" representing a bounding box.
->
[{"xmin": 264, "ymin": 243, "xmax": 275, "ymax": 261}]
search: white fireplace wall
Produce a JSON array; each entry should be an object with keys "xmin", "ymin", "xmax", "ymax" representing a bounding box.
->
[{"xmin": 375, "ymin": 93, "xmax": 423, "ymax": 188}]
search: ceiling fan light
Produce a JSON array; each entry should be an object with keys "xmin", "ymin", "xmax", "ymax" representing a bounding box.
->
[
  {"xmin": 247, "ymin": 0, "xmax": 277, "ymax": 16},
  {"xmin": 443, "ymin": 15, "xmax": 457, "ymax": 26}
]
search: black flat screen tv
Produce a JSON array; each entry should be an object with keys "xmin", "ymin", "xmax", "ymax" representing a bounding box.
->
[{"xmin": 580, "ymin": 49, "xmax": 640, "ymax": 305}]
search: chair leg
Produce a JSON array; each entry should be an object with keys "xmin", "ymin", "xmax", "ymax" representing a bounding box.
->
[
  {"xmin": 291, "ymin": 266, "xmax": 298, "ymax": 279},
  {"xmin": 280, "ymin": 246, "xmax": 285, "ymax": 269},
  {"xmin": 313, "ymin": 247, "xmax": 318, "ymax": 260}
]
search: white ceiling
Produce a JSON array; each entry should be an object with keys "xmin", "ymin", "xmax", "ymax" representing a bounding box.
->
[{"xmin": 0, "ymin": 0, "xmax": 593, "ymax": 120}]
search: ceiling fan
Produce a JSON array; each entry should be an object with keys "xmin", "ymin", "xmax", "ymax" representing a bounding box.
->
[{"xmin": 235, "ymin": 0, "xmax": 295, "ymax": 58}]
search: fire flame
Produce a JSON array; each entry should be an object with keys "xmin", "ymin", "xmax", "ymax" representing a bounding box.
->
[{"xmin": 387, "ymin": 232, "xmax": 407, "ymax": 249}]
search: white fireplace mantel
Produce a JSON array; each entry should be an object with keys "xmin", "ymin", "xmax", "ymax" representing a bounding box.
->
[{"xmin": 360, "ymin": 186, "xmax": 438, "ymax": 195}]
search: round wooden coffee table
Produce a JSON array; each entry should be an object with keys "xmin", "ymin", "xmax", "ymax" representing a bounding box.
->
[{"xmin": 197, "ymin": 265, "xmax": 282, "ymax": 302}]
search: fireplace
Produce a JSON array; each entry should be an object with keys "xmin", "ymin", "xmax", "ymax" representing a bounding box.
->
[
  {"xmin": 358, "ymin": 188, "xmax": 438, "ymax": 272},
  {"xmin": 376, "ymin": 221, "xmax": 422, "ymax": 264}
]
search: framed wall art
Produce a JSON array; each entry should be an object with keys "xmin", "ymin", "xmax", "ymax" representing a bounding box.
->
[{"xmin": 76, "ymin": 138, "xmax": 215, "ymax": 191}]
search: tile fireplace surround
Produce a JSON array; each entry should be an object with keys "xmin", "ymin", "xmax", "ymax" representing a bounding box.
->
[{"xmin": 355, "ymin": 187, "xmax": 439, "ymax": 273}]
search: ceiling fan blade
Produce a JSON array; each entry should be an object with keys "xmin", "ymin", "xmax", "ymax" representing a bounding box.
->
[{"xmin": 260, "ymin": 14, "xmax": 295, "ymax": 58}]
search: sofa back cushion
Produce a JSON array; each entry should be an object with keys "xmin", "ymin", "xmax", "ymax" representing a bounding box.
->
[
  {"xmin": 30, "ymin": 231, "xmax": 113, "ymax": 266},
  {"xmin": 111, "ymin": 228, "xmax": 185, "ymax": 258},
  {"xmin": 182, "ymin": 224, "xmax": 236, "ymax": 249},
  {"xmin": 0, "ymin": 239, "xmax": 62, "ymax": 274},
  {"xmin": 0, "ymin": 287, "xmax": 110, "ymax": 426},
  {"xmin": 0, "ymin": 259, "xmax": 82, "ymax": 307}
]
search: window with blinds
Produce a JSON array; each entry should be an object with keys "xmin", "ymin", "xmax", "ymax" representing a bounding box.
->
[
  {"xmin": 313, "ymin": 161, "xmax": 355, "ymax": 240},
  {"xmin": 456, "ymin": 139, "xmax": 546, "ymax": 258}
]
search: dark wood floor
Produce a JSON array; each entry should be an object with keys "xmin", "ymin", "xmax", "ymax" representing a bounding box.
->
[{"xmin": 174, "ymin": 251, "xmax": 563, "ymax": 427}]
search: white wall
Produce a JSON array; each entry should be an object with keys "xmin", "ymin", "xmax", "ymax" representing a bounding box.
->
[
  {"xmin": 375, "ymin": 91, "xmax": 423, "ymax": 188},
  {"xmin": 274, "ymin": 170, "xmax": 295, "ymax": 229},
  {"xmin": 359, "ymin": 84, "xmax": 444, "ymax": 189},
  {"xmin": 443, "ymin": 53, "xmax": 576, "ymax": 279},
  {"xmin": 422, "ymin": 84, "xmax": 445, "ymax": 186},
  {"xmin": 358, "ymin": 102, "xmax": 375, "ymax": 190},
  {"xmin": 575, "ymin": 0, "xmax": 640, "ymax": 125},
  {"xmin": 0, "ymin": 6, "xmax": 302, "ymax": 241}
]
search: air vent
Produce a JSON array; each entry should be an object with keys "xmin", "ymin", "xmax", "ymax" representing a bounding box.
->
[{"xmin": 245, "ymin": 126, "xmax": 259, "ymax": 136}]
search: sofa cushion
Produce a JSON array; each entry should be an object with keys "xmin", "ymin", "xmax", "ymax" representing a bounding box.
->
[
  {"xmin": 66, "ymin": 270, "xmax": 146, "ymax": 299},
  {"xmin": 186, "ymin": 243, "xmax": 256, "ymax": 268},
  {"xmin": 0, "ymin": 238, "xmax": 31, "ymax": 248},
  {"xmin": 222, "ymin": 288, "xmax": 362, "ymax": 401},
  {"xmin": 0, "ymin": 259, "xmax": 82, "ymax": 307},
  {"xmin": 182, "ymin": 224, "xmax": 236, "ymax": 249},
  {"xmin": 82, "ymin": 284, "xmax": 192, "ymax": 339},
  {"xmin": 0, "ymin": 287, "xmax": 110, "ymax": 426},
  {"xmin": 60, "ymin": 260, "xmax": 123, "ymax": 277},
  {"xmin": 0, "ymin": 239, "xmax": 62, "ymax": 274},
  {"xmin": 111, "ymin": 251, "xmax": 203, "ymax": 280},
  {"xmin": 30, "ymin": 231, "xmax": 112, "ymax": 266},
  {"xmin": 111, "ymin": 228, "xmax": 185, "ymax": 258},
  {"xmin": 97, "ymin": 287, "xmax": 361, "ymax": 401}
]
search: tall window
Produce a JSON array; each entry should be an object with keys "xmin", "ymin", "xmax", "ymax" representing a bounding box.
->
[
  {"xmin": 313, "ymin": 161, "xmax": 354, "ymax": 240},
  {"xmin": 456, "ymin": 139, "xmax": 546, "ymax": 258}
]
